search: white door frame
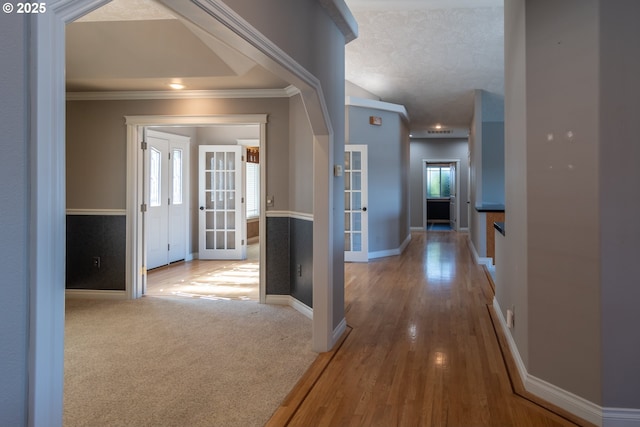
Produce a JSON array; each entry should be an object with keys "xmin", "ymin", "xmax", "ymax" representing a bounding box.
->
[
  {"xmin": 31, "ymin": 1, "xmax": 337, "ymax": 423},
  {"xmin": 422, "ymin": 159, "xmax": 461, "ymax": 231},
  {"xmin": 125, "ymin": 115, "xmax": 267, "ymax": 301}
]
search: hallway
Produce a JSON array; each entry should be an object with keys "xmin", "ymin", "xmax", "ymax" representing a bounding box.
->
[{"xmin": 270, "ymin": 231, "xmax": 586, "ymax": 427}]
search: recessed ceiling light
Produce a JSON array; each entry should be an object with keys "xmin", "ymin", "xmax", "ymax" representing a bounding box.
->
[
  {"xmin": 169, "ymin": 83, "xmax": 185, "ymax": 90},
  {"xmin": 434, "ymin": 124, "xmax": 442, "ymax": 129}
]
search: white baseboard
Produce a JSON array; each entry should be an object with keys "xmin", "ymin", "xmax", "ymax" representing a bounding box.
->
[
  {"xmin": 410, "ymin": 226, "xmax": 425, "ymax": 231},
  {"xmin": 186, "ymin": 252, "xmax": 196, "ymax": 261},
  {"xmin": 332, "ymin": 317, "xmax": 347, "ymax": 346},
  {"xmin": 468, "ymin": 238, "xmax": 492, "ymax": 265},
  {"xmin": 491, "ymin": 298, "xmax": 640, "ymax": 427},
  {"xmin": 603, "ymin": 408, "xmax": 640, "ymax": 427},
  {"xmin": 65, "ymin": 289, "xmax": 128, "ymax": 300},
  {"xmin": 458, "ymin": 227, "xmax": 469, "ymax": 232},
  {"xmin": 265, "ymin": 295, "xmax": 312, "ymax": 319},
  {"xmin": 369, "ymin": 233, "xmax": 412, "ymax": 259}
]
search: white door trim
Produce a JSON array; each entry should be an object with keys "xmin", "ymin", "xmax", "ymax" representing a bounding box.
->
[
  {"xmin": 32, "ymin": 1, "xmax": 337, "ymax": 424},
  {"xmin": 422, "ymin": 159, "xmax": 461, "ymax": 231}
]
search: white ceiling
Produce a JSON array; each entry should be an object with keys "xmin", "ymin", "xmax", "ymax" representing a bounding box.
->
[
  {"xmin": 344, "ymin": 0, "xmax": 504, "ymax": 135},
  {"xmin": 66, "ymin": 0, "xmax": 504, "ymax": 135}
]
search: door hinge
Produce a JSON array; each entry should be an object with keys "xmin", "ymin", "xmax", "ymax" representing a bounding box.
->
[
  {"xmin": 140, "ymin": 203, "xmax": 147, "ymax": 212},
  {"xmin": 242, "ymin": 155, "xmax": 245, "ymax": 161},
  {"xmin": 141, "ymin": 141, "xmax": 148, "ymax": 150},
  {"xmin": 168, "ymin": 198, "xmax": 171, "ymax": 206},
  {"xmin": 168, "ymin": 152, "xmax": 171, "ymax": 160},
  {"xmin": 241, "ymin": 197, "xmax": 244, "ymax": 203},
  {"xmin": 168, "ymin": 244, "xmax": 170, "ymax": 251}
]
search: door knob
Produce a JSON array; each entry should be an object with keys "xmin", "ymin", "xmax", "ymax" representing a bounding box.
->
[
  {"xmin": 199, "ymin": 206, "xmax": 204, "ymax": 211},
  {"xmin": 362, "ymin": 207, "xmax": 367, "ymax": 212}
]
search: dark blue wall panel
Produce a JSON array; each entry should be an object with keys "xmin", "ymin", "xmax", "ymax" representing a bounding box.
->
[
  {"xmin": 266, "ymin": 216, "xmax": 290, "ymax": 295},
  {"xmin": 66, "ymin": 215, "xmax": 126, "ymax": 291},
  {"xmin": 290, "ymin": 218, "xmax": 313, "ymax": 307}
]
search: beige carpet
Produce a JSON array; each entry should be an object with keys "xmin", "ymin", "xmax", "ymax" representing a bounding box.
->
[{"xmin": 64, "ymin": 297, "xmax": 315, "ymax": 427}]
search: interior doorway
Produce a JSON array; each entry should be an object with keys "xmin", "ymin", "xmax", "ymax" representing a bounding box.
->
[
  {"xmin": 143, "ymin": 126, "xmax": 263, "ymax": 301},
  {"xmin": 423, "ymin": 159, "xmax": 460, "ymax": 231},
  {"xmin": 128, "ymin": 117, "xmax": 267, "ymax": 303}
]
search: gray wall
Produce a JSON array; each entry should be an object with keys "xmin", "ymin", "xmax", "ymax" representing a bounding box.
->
[
  {"xmin": 469, "ymin": 90, "xmax": 505, "ymax": 257},
  {"xmin": 0, "ymin": 12, "xmax": 29, "ymax": 426},
  {"xmin": 599, "ymin": 0, "xmax": 640, "ymax": 409},
  {"xmin": 501, "ymin": 0, "xmax": 640, "ymax": 409},
  {"xmin": 346, "ymin": 105, "xmax": 410, "ymax": 254},
  {"xmin": 289, "ymin": 93, "xmax": 314, "ymax": 214},
  {"xmin": 526, "ymin": 0, "xmax": 601, "ymax": 404},
  {"xmin": 409, "ymin": 138, "xmax": 470, "ymax": 229},
  {"xmin": 501, "ymin": 0, "xmax": 529, "ymax": 369},
  {"xmin": 481, "ymin": 122, "xmax": 505, "ymax": 204}
]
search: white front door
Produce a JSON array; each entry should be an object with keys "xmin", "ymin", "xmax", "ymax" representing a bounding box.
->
[
  {"xmin": 199, "ymin": 145, "xmax": 246, "ymax": 260},
  {"xmin": 344, "ymin": 145, "xmax": 368, "ymax": 262},
  {"xmin": 146, "ymin": 130, "xmax": 190, "ymax": 270},
  {"xmin": 146, "ymin": 134, "xmax": 169, "ymax": 270}
]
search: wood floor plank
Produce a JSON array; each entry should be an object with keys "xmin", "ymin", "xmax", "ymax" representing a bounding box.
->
[{"xmin": 269, "ymin": 231, "xmax": 593, "ymax": 427}]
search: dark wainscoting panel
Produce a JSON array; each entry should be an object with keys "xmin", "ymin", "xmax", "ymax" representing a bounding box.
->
[
  {"xmin": 66, "ymin": 215, "xmax": 126, "ymax": 290},
  {"xmin": 290, "ymin": 218, "xmax": 313, "ymax": 307},
  {"xmin": 266, "ymin": 216, "xmax": 290, "ymax": 295}
]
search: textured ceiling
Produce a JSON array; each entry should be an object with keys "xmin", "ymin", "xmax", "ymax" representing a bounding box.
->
[{"xmin": 345, "ymin": 0, "xmax": 504, "ymax": 135}]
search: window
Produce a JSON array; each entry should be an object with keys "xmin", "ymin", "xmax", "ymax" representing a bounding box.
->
[
  {"xmin": 150, "ymin": 147, "xmax": 161, "ymax": 207},
  {"xmin": 172, "ymin": 148, "xmax": 183, "ymax": 205},
  {"xmin": 246, "ymin": 162, "xmax": 260, "ymax": 218},
  {"xmin": 427, "ymin": 166, "xmax": 451, "ymax": 198}
]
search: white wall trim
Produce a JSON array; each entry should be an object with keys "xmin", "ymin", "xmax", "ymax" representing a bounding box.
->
[
  {"xmin": 332, "ymin": 317, "xmax": 348, "ymax": 346},
  {"xmin": 468, "ymin": 237, "xmax": 492, "ymax": 266},
  {"xmin": 266, "ymin": 210, "xmax": 314, "ymax": 221},
  {"xmin": 66, "ymin": 87, "xmax": 296, "ymax": 101},
  {"xmin": 493, "ymin": 298, "xmax": 605, "ymax": 427},
  {"xmin": 410, "ymin": 226, "xmax": 426, "ymax": 231},
  {"xmin": 318, "ymin": 0, "xmax": 358, "ymax": 43},
  {"xmin": 346, "ymin": 96, "xmax": 410, "ymax": 124},
  {"xmin": 66, "ymin": 209, "xmax": 126, "ymax": 216},
  {"xmin": 266, "ymin": 295, "xmax": 313, "ymax": 320},
  {"xmin": 65, "ymin": 290, "xmax": 128, "ymax": 300},
  {"xmin": 369, "ymin": 232, "xmax": 411, "ymax": 260},
  {"xmin": 603, "ymin": 408, "xmax": 640, "ymax": 427},
  {"xmin": 125, "ymin": 114, "xmax": 268, "ymax": 126}
]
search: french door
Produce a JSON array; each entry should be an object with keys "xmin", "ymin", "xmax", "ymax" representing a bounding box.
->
[
  {"xmin": 344, "ymin": 145, "xmax": 368, "ymax": 262},
  {"xmin": 198, "ymin": 145, "xmax": 246, "ymax": 260}
]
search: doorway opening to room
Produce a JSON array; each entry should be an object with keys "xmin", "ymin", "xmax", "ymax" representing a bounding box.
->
[
  {"xmin": 423, "ymin": 160, "xmax": 460, "ymax": 231},
  {"xmin": 142, "ymin": 126, "xmax": 263, "ymax": 302},
  {"xmin": 124, "ymin": 120, "xmax": 266, "ymax": 303}
]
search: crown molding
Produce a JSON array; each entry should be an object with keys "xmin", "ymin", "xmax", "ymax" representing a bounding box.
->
[
  {"xmin": 66, "ymin": 85, "xmax": 298, "ymax": 101},
  {"xmin": 319, "ymin": 0, "xmax": 358, "ymax": 43}
]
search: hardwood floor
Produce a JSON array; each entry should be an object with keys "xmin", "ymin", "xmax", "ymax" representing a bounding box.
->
[{"xmin": 269, "ymin": 231, "xmax": 590, "ymax": 427}]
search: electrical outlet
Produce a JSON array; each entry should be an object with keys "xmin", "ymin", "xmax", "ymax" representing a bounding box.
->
[
  {"xmin": 506, "ymin": 308, "xmax": 514, "ymax": 329},
  {"xmin": 93, "ymin": 256, "xmax": 101, "ymax": 269}
]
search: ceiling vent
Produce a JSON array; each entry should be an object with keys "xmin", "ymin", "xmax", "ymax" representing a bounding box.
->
[{"xmin": 427, "ymin": 129, "xmax": 453, "ymax": 134}]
